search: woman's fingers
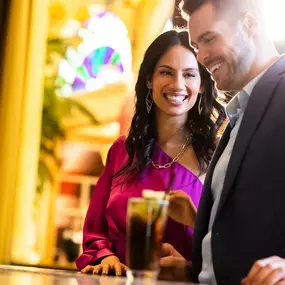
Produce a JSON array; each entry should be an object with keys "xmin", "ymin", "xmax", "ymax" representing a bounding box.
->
[
  {"xmin": 101, "ymin": 264, "xmax": 110, "ymax": 275},
  {"xmin": 92, "ymin": 265, "xmax": 102, "ymax": 275},
  {"xmin": 123, "ymin": 264, "xmax": 129, "ymax": 270},
  {"xmin": 92, "ymin": 262, "xmax": 128, "ymax": 276},
  {"xmin": 81, "ymin": 265, "xmax": 95, "ymax": 273},
  {"xmin": 83, "ymin": 260, "xmax": 128, "ymax": 276},
  {"xmin": 114, "ymin": 263, "xmax": 122, "ymax": 276}
]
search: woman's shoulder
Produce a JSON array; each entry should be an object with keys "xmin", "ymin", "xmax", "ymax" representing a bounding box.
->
[
  {"xmin": 110, "ymin": 136, "xmax": 127, "ymax": 152},
  {"xmin": 107, "ymin": 136, "xmax": 129, "ymax": 174},
  {"xmin": 107, "ymin": 136, "xmax": 129, "ymax": 162}
]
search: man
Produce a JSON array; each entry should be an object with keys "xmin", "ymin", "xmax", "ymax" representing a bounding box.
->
[{"xmin": 161, "ymin": 0, "xmax": 285, "ymax": 284}]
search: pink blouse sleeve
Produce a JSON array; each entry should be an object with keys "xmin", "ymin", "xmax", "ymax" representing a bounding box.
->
[{"xmin": 76, "ymin": 140, "xmax": 120, "ymax": 270}]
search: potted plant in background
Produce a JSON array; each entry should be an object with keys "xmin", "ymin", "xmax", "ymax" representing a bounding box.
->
[{"xmin": 37, "ymin": 38, "xmax": 99, "ymax": 194}]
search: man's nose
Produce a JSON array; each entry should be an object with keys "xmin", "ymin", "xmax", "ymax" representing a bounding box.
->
[{"xmin": 197, "ymin": 48, "xmax": 210, "ymax": 66}]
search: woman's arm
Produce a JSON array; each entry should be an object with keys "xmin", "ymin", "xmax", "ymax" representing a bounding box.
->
[{"xmin": 76, "ymin": 141, "xmax": 118, "ymax": 270}]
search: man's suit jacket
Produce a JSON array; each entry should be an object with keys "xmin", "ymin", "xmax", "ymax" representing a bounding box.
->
[{"xmin": 191, "ymin": 55, "xmax": 285, "ymax": 285}]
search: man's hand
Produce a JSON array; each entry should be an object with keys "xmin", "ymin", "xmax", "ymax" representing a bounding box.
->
[
  {"xmin": 81, "ymin": 255, "xmax": 128, "ymax": 276},
  {"xmin": 242, "ymin": 256, "xmax": 285, "ymax": 285},
  {"xmin": 159, "ymin": 243, "xmax": 191, "ymax": 282}
]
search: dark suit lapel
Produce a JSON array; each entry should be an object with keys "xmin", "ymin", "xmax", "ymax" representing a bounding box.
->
[
  {"xmin": 216, "ymin": 55, "xmax": 285, "ymax": 215},
  {"xmin": 195, "ymin": 124, "xmax": 231, "ymax": 231},
  {"xmin": 192, "ymin": 124, "xmax": 231, "ymax": 278}
]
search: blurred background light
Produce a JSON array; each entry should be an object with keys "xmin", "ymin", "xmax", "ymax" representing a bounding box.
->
[{"xmin": 261, "ymin": 0, "xmax": 285, "ymax": 42}]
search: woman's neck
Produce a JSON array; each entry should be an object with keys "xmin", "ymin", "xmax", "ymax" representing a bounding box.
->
[{"xmin": 156, "ymin": 112, "xmax": 188, "ymax": 147}]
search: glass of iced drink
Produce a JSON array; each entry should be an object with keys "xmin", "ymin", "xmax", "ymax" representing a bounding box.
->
[{"xmin": 126, "ymin": 192, "xmax": 169, "ymax": 282}]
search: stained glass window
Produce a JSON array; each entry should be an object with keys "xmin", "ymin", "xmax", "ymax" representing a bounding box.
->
[{"xmin": 57, "ymin": 10, "xmax": 132, "ymax": 96}]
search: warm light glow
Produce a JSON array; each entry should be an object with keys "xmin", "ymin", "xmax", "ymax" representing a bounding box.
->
[
  {"xmin": 60, "ymin": 20, "xmax": 81, "ymax": 39},
  {"xmin": 261, "ymin": 0, "xmax": 285, "ymax": 41},
  {"xmin": 162, "ymin": 19, "xmax": 173, "ymax": 34}
]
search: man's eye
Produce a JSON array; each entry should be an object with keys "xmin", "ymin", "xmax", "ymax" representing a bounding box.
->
[{"xmin": 204, "ymin": 36, "xmax": 215, "ymax": 43}]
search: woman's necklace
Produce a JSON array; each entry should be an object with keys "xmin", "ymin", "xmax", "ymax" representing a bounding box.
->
[{"xmin": 151, "ymin": 135, "xmax": 192, "ymax": 169}]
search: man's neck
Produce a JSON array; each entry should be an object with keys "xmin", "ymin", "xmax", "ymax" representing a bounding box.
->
[{"xmin": 242, "ymin": 45, "xmax": 280, "ymax": 90}]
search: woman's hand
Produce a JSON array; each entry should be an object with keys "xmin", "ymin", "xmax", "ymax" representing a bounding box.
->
[
  {"xmin": 81, "ymin": 255, "xmax": 128, "ymax": 276},
  {"xmin": 168, "ymin": 190, "xmax": 197, "ymax": 228}
]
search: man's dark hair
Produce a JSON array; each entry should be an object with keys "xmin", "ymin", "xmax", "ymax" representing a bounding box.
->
[{"xmin": 181, "ymin": 0, "xmax": 261, "ymax": 18}]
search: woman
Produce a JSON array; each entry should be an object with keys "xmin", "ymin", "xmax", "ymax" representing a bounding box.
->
[{"xmin": 76, "ymin": 30, "xmax": 225, "ymax": 275}]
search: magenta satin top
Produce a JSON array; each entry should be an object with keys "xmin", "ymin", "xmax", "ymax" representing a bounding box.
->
[{"xmin": 76, "ymin": 136, "xmax": 202, "ymax": 270}]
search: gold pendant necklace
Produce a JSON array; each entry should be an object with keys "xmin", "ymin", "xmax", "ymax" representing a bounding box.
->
[{"xmin": 151, "ymin": 136, "xmax": 192, "ymax": 169}]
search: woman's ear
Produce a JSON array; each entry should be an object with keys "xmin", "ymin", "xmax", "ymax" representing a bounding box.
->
[
  {"xmin": 199, "ymin": 86, "xmax": 205, "ymax": 94},
  {"xmin": 146, "ymin": 80, "xmax": 152, "ymax": 89}
]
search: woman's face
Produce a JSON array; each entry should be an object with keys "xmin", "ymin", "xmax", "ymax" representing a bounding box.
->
[{"xmin": 149, "ymin": 45, "xmax": 202, "ymax": 118}]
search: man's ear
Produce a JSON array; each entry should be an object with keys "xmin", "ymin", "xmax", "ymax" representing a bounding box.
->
[{"xmin": 242, "ymin": 11, "xmax": 258, "ymax": 38}]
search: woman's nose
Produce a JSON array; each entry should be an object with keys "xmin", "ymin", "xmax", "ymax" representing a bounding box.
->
[{"xmin": 172, "ymin": 74, "xmax": 185, "ymax": 90}]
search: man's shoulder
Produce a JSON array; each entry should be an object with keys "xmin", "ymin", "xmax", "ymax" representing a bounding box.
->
[{"xmin": 261, "ymin": 55, "xmax": 285, "ymax": 80}]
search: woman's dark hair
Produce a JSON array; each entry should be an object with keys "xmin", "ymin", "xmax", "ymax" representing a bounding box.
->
[{"xmin": 115, "ymin": 30, "xmax": 225, "ymax": 178}]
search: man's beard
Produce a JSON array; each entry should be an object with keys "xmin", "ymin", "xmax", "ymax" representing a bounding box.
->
[{"xmin": 217, "ymin": 30, "xmax": 255, "ymax": 92}]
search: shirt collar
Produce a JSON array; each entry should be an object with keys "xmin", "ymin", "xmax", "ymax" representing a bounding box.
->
[{"xmin": 243, "ymin": 70, "xmax": 266, "ymax": 96}]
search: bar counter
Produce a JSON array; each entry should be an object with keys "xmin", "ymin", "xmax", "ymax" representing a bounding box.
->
[{"xmin": 0, "ymin": 265, "xmax": 199, "ymax": 285}]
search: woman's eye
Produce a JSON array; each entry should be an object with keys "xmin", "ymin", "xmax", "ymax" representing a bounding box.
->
[
  {"xmin": 160, "ymin": 70, "xmax": 172, "ymax": 76},
  {"xmin": 184, "ymin": 73, "xmax": 196, "ymax": 78}
]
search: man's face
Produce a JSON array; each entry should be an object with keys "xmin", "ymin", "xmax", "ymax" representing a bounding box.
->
[{"xmin": 189, "ymin": 2, "xmax": 256, "ymax": 92}]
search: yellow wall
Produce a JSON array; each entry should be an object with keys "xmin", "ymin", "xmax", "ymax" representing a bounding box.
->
[
  {"xmin": 0, "ymin": 0, "xmax": 49, "ymax": 263},
  {"xmin": 131, "ymin": 0, "xmax": 175, "ymax": 75}
]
